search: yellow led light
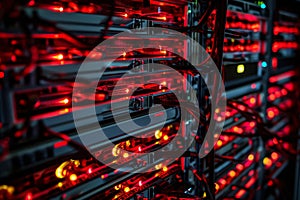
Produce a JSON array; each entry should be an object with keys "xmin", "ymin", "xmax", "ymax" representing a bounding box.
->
[
  {"xmin": 217, "ymin": 140, "xmax": 223, "ymax": 147},
  {"xmin": 263, "ymin": 157, "xmax": 272, "ymax": 167},
  {"xmin": 237, "ymin": 64, "xmax": 245, "ymax": 74},
  {"xmin": 123, "ymin": 152, "xmax": 129, "ymax": 158},
  {"xmin": 69, "ymin": 174, "xmax": 77, "ymax": 181},
  {"xmin": 163, "ymin": 135, "xmax": 169, "ymax": 141},
  {"xmin": 55, "ymin": 161, "xmax": 70, "ymax": 179},
  {"xmin": 124, "ymin": 187, "xmax": 130, "ymax": 193},
  {"xmin": 248, "ymin": 154, "xmax": 254, "ymax": 161},
  {"xmin": 229, "ymin": 170, "xmax": 236, "ymax": 178},
  {"xmin": 73, "ymin": 160, "xmax": 80, "ymax": 167},
  {"xmin": 112, "ymin": 145, "xmax": 120, "ymax": 157},
  {"xmin": 114, "ymin": 184, "xmax": 122, "ymax": 190},
  {"xmin": 0, "ymin": 185, "xmax": 14, "ymax": 195},
  {"xmin": 155, "ymin": 130, "xmax": 162, "ymax": 139},
  {"xmin": 162, "ymin": 166, "xmax": 168, "ymax": 172},
  {"xmin": 215, "ymin": 183, "xmax": 220, "ymax": 191},
  {"xmin": 155, "ymin": 164, "xmax": 162, "ymax": 170},
  {"xmin": 57, "ymin": 182, "xmax": 63, "ymax": 188}
]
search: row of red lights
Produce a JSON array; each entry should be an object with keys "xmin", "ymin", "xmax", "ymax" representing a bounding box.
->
[
  {"xmin": 268, "ymin": 86, "xmax": 288, "ymax": 101},
  {"xmin": 272, "ymin": 41, "xmax": 298, "ymax": 52},
  {"xmin": 223, "ymin": 43, "xmax": 260, "ymax": 53},
  {"xmin": 225, "ymin": 11, "xmax": 261, "ymax": 31},
  {"xmin": 225, "ymin": 22, "xmax": 260, "ymax": 32},
  {"xmin": 274, "ymin": 26, "xmax": 299, "ymax": 35},
  {"xmin": 216, "ymin": 121, "xmax": 256, "ymax": 149},
  {"xmin": 215, "ymin": 154, "xmax": 255, "ymax": 193}
]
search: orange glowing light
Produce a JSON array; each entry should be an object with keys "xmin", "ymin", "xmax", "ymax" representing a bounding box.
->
[
  {"xmin": 122, "ymin": 52, "xmax": 126, "ymax": 57},
  {"xmin": 236, "ymin": 164, "xmax": 244, "ymax": 171},
  {"xmin": 225, "ymin": 111, "xmax": 231, "ymax": 117},
  {"xmin": 271, "ymin": 152, "xmax": 279, "ymax": 160},
  {"xmin": 124, "ymin": 13, "xmax": 128, "ymax": 18},
  {"xmin": 249, "ymin": 122, "xmax": 256, "ymax": 128},
  {"xmin": 216, "ymin": 140, "xmax": 223, "ymax": 147},
  {"xmin": 233, "ymin": 126, "xmax": 239, "ymax": 132},
  {"xmin": 269, "ymin": 94, "xmax": 275, "ymax": 101},
  {"xmin": 263, "ymin": 157, "xmax": 272, "ymax": 167},
  {"xmin": 248, "ymin": 154, "xmax": 254, "ymax": 161},
  {"xmin": 162, "ymin": 166, "xmax": 168, "ymax": 172},
  {"xmin": 228, "ymin": 170, "xmax": 236, "ymax": 178},
  {"xmin": 249, "ymin": 97, "xmax": 256, "ymax": 104},
  {"xmin": 267, "ymin": 110, "xmax": 275, "ymax": 119}
]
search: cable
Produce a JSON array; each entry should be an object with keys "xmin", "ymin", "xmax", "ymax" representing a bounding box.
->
[{"xmin": 191, "ymin": 167, "xmax": 214, "ymax": 200}]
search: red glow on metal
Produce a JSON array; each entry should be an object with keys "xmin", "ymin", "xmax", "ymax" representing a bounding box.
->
[
  {"xmin": 54, "ymin": 141, "xmax": 68, "ymax": 149},
  {"xmin": 236, "ymin": 164, "xmax": 244, "ymax": 171},
  {"xmin": 235, "ymin": 189, "xmax": 246, "ymax": 198},
  {"xmin": 28, "ymin": 0, "xmax": 35, "ymax": 6},
  {"xmin": 269, "ymin": 71, "xmax": 296, "ymax": 83},
  {"xmin": 25, "ymin": 193, "xmax": 32, "ymax": 200},
  {"xmin": 274, "ymin": 26, "xmax": 299, "ymax": 35},
  {"xmin": 272, "ymin": 57, "xmax": 278, "ymax": 69},
  {"xmin": 267, "ymin": 180, "xmax": 273, "ymax": 186},
  {"xmin": 154, "ymin": 112, "xmax": 165, "ymax": 117},
  {"xmin": 251, "ymin": 83, "xmax": 257, "ymax": 89},
  {"xmin": 95, "ymin": 93, "xmax": 106, "ymax": 101},
  {"xmin": 219, "ymin": 178, "xmax": 227, "ymax": 186},
  {"xmin": 272, "ymin": 41, "xmax": 298, "ymax": 52},
  {"xmin": 245, "ymin": 177, "xmax": 256, "ymax": 188}
]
